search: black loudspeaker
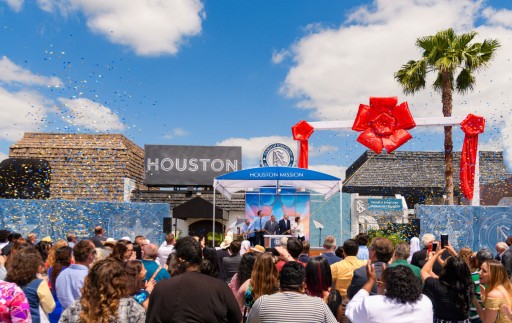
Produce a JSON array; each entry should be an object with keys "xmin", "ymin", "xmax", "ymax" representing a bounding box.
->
[
  {"xmin": 410, "ymin": 218, "xmax": 421, "ymax": 238},
  {"xmin": 163, "ymin": 217, "xmax": 172, "ymax": 233},
  {"xmin": 0, "ymin": 158, "xmax": 51, "ymax": 199}
]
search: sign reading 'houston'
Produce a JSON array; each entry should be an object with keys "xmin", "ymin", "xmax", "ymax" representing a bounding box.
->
[{"xmin": 144, "ymin": 145, "xmax": 242, "ymax": 186}]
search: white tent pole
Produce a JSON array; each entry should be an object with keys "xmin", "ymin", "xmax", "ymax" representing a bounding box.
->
[
  {"xmin": 213, "ymin": 180, "xmax": 217, "ymax": 247},
  {"xmin": 339, "ymin": 181, "xmax": 343, "ymax": 239}
]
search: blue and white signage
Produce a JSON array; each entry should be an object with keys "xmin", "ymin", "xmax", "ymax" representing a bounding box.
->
[{"xmin": 260, "ymin": 143, "xmax": 295, "ymax": 167}]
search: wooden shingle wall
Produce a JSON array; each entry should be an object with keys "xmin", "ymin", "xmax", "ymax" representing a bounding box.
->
[{"xmin": 9, "ymin": 133, "xmax": 144, "ymax": 202}]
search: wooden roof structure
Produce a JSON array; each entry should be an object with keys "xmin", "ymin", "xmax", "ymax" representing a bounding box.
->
[
  {"xmin": 9, "ymin": 133, "xmax": 145, "ymax": 202},
  {"xmin": 130, "ymin": 189, "xmax": 246, "ymax": 212},
  {"xmin": 343, "ymin": 150, "xmax": 511, "ymax": 202}
]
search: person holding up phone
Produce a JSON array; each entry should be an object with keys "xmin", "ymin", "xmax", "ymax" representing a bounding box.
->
[
  {"xmin": 421, "ymin": 245, "xmax": 474, "ymax": 322},
  {"xmin": 346, "ymin": 260, "xmax": 433, "ymax": 323}
]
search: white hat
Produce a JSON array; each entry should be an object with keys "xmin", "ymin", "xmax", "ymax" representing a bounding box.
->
[
  {"xmin": 121, "ymin": 236, "xmax": 131, "ymax": 241},
  {"xmin": 220, "ymin": 235, "xmax": 234, "ymax": 249}
]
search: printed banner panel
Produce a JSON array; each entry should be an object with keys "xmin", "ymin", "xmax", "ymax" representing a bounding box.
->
[
  {"xmin": 417, "ymin": 205, "xmax": 512, "ymax": 252},
  {"xmin": 0, "ymin": 199, "xmax": 170, "ymax": 244},
  {"xmin": 246, "ymin": 187, "xmax": 311, "ymax": 240}
]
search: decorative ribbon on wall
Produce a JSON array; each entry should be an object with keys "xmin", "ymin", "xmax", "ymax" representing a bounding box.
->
[
  {"xmin": 352, "ymin": 97, "xmax": 416, "ymax": 153},
  {"xmin": 460, "ymin": 114, "xmax": 485, "ymax": 200}
]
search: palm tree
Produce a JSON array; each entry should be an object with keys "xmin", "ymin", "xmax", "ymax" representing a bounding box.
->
[{"xmin": 395, "ymin": 28, "xmax": 500, "ymax": 204}]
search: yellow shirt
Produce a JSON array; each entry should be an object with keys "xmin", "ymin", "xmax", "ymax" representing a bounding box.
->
[
  {"xmin": 330, "ymin": 256, "xmax": 367, "ymax": 297},
  {"xmin": 484, "ymin": 296, "xmax": 512, "ymax": 323}
]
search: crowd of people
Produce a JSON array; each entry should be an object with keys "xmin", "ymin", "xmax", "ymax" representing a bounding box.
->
[{"xmin": 2, "ymin": 222, "xmax": 512, "ymax": 322}]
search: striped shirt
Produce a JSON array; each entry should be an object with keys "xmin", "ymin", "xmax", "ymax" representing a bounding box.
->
[{"xmin": 246, "ymin": 291, "xmax": 337, "ymax": 323}]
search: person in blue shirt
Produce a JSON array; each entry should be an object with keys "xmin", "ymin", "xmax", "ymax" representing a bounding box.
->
[
  {"xmin": 320, "ymin": 236, "xmax": 342, "ymax": 265},
  {"xmin": 356, "ymin": 233, "xmax": 370, "ymax": 260},
  {"xmin": 250, "ymin": 210, "xmax": 267, "ymax": 246}
]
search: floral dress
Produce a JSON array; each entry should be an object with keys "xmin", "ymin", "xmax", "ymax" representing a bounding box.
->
[{"xmin": 0, "ymin": 281, "xmax": 32, "ymax": 322}]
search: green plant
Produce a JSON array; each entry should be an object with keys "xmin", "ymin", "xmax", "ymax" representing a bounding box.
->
[{"xmin": 367, "ymin": 223, "xmax": 408, "ymax": 246}]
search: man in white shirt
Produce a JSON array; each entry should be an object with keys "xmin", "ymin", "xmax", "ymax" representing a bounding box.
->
[{"xmin": 158, "ymin": 232, "xmax": 175, "ymax": 266}]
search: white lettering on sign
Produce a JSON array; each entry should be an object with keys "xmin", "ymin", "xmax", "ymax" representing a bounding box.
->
[
  {"xmin": 146, "ymin": 158, "xmax": 238, "ymax": 172},
  {"xmin": 248, "ymin": 172, "xmax": 304, "ymax": 178}
]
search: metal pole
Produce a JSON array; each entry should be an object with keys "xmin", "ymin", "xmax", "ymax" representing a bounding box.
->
[{"xmin": 213, "ymin": 181, "xmax": 216, "ymax": 247}]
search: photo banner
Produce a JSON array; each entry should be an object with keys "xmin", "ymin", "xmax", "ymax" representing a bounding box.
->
[{"xmin": 245, "ymin": 187, "xmax": 310, "ymax": 240}]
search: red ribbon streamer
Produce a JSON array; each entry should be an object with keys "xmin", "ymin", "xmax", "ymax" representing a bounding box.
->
[
  {"xmin": 352, "ymin": 97, "xmax": 416, "ymax": 153},
  {"xmin": 292, "ymin": 120, "xmax": 315, "ymax": 168},
  {"xmin": 460, "ymin": 114, "xmax": 485, "ymax": 200}
]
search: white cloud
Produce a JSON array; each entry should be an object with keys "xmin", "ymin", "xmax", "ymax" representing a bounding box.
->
[
  {"xmin": 163, "ymin": 128, "xmax": 188, "ymax": 139},
  {"xmin": 0, "ymin": 87, "xmax": 48, "ymax": 141},
  {"xmin": 483, "ymin": 7, "xmax": 512, "ymax": 28},
  {"xmin": 0, "ymin": 151, "xmax": 8, "ymax": 162},
  {"xmin": 216, "ymin": 136, "xmax": 339, "ymax": 168},
  {"xmin": 49, "ymin": 0, "xmax": 205, "ymax": 56},
  {"xmin": 271, "ymin": 49, "xmax": 290, "ymax": 64},
  {"xmin": 2, "ymin": 0, "xmax": 23, "ymax": 11},
  {"xmin": 59, "ymin": 97, "xmax": 125, "ymax": 132},
  {"xmin": 0, "ymin": 56, "xmax": 62, "ymax": 87},
  {"xmin": 278, "ymin": 0, "xmax": 512, "ymax": 170}
]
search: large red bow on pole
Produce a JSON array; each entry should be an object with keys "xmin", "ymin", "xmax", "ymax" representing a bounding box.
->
[
  {"xmin": 292, "ymin": 120, "xmax": 314, "ymax": 168},
  {"xmin": 460, "ymin": 114, "xmax": 485, "ymax": 200},
  {"xmin": 352, "ymin": 97, "xmax": 416, "ymax": 153}
]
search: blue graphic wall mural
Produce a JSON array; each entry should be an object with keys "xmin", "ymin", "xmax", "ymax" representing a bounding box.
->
[
  {"xmin": 416, "ymin": 205, "xmax": 512, "ymax": 252},
  {"xmin": 0, "ymin": 199, "xmax": 170, "ymax": 244},
  {"xmin": 309, "ymin": 192, "xmax": 351, "ymax": 247}
]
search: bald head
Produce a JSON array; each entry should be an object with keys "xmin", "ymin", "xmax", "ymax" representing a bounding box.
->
[{"xmin": 143, "ymin": 244, "xmax": 159, "ymax": 260}]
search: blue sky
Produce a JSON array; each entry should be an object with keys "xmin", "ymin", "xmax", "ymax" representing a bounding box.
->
[{"xmin": 1, "ymin": 0, "xmax": 512, "ymax": 178}]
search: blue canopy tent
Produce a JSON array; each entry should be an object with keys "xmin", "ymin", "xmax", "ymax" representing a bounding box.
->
[{"xmin": 212, "ymin": 166, "xmax": 342, "ymax": 245}]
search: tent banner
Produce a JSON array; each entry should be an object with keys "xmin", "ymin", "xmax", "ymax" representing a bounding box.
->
[
  {"xmin": 145, "ymin": 145, "xmax": 242, "ymax": 186},
  {"xmin": 416, "ymin": 205, "xmax": 512, "ymax": 252},
  {"xmin": 246, "ymin": 187, "xmax": 311, "ymax": 240}
]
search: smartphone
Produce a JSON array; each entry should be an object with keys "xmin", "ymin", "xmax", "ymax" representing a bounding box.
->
[
  {"xmin": 432, "ymin": 242, "xmax": 438, "ymax": 251},
  {"xmin": 441, "ymin": 234, "xmax": 449, "ymax": 248}
]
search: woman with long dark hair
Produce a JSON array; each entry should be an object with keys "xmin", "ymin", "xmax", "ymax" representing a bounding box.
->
[
  {"xmin": 48, "ymin": 246, "xmax": 72, "ymax": 323},
  {"xmin": 473, "ymin": 259, "xmax": 512, "ymax": 323},
  {"xmin": 305, "ymin": 256, "xmax": 342, "ymax": 321},
  {"xmin": 60, "ymin": 258, "xmax": 145, "ymax": 322},
  {"xmin": 421, "ymin": 246, "xmax": 474, "ymax": 322},
  {"xmin": 6, "ymin": 247, "xmax": 55, "ymax": 322},
  {"xmin": 228, "ymin": 252, "xmax": 256, "ymax": 312},
  {"xmin": 346, "ymin": 262, "xmax": 433, "ymax": 322}
]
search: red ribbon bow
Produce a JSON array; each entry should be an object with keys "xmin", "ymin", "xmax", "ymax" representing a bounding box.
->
[
  {"xmin": 352, "ymin": 97, "xmax": 416, "ymax": 153},
  {"xmin": 292, "ymin": 120, "xmax": 315, "ymax": 168},
  {"xmin": 460, "ymin": 114, "xmax": 485, "ymax": 200}
]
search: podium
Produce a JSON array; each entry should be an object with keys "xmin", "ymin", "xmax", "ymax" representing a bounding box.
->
[{"xmin": 264, "ymin": 235, "xmax": 292, "ymax": 248}]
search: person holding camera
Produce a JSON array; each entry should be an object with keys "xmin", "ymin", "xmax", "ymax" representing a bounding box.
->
[{"xmin": 421, "ymin": 245, "xmax": 474, "ymax": 323}]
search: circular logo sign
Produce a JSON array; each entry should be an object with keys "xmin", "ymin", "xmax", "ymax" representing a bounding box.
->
[{"xmin": 260, "ymin": 143, "xmax": 295, "ymax": 167}]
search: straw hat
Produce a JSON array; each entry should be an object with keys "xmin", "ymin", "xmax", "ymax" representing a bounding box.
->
[
  {"xmin": 220, "ymin": 235, "xmax": 234, "ymax": 249},
  {"xmin": 41, "ymin": 236, "xmax": 53, "ymax": 243},
  {"xmin": 250, "ymin": 245, "xmax": 265, "ymax": 253},
  {"xmin": 101, "ymin": 238, "xmax": 117, "ymax": 247}
]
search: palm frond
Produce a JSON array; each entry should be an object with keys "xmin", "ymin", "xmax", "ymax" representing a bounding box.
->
[
  {"xmin": 456, "ymin": 68, "xmax": 475, "ymax": 94},
  {"xmin": 394, "ymin": 59, "xmax": 427, "ymax": 94}
]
